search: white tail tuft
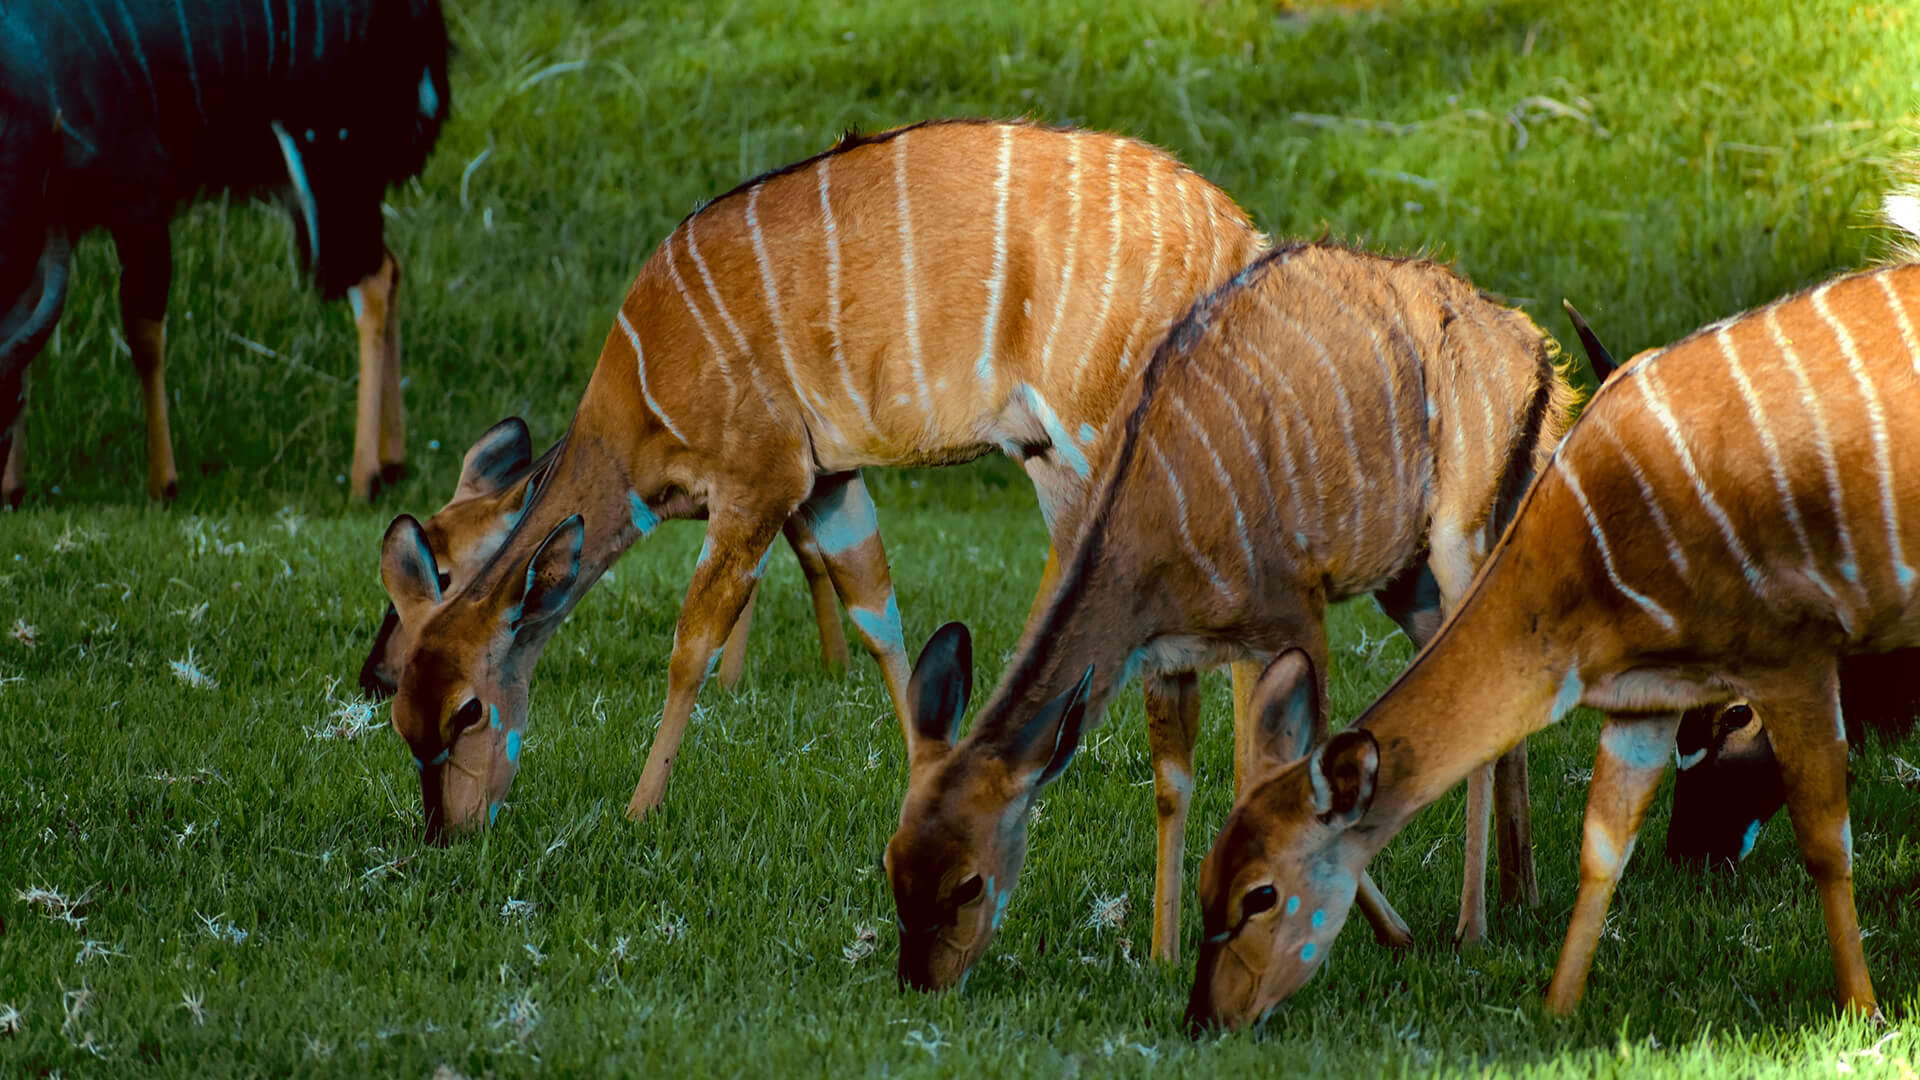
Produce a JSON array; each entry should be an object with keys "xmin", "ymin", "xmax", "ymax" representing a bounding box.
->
[{"xmin": 1885, "ymin": 191, "xmax": 1920, "ymax": 244}]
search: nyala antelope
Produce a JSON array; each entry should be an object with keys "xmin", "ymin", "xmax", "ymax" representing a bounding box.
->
[
  {"xmin": 357, "ymin": 417, "xmax": 852, "ymax": 700},
  {"xmin": 886, "ymin": 241, "xmax": 1581, "ymax": 989},
  {"xmin": 376, "ymin": 119, "xmax": 1269, "ymax": 840},
  {"xmin": 0, "ymin": 0, "xmax": 451, "ymax": 506},
  {"xmin": 1189, "ymin": 199, "xmax": 1920, "ymax": 1030},
  {"xmin": 1564, "ymin": 311, "xmax": 1920, "ymax": 869},
  {"xmin": 1666, "ymin": 648, "xmax": 1920, "ymax": 865}
]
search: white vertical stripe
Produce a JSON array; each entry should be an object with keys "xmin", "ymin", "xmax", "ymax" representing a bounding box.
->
[
  {"xmin": 893, "ymin": 133, "xmax": 933, "ymax": 417},
  {"xmin": 1879, "ymin": 273, "xmax": 1920, "ymax": 377},
  {"xmin": 1302, "ymin": 274, "xmax": 1407, "ymax": 517},
  {"xmin": 1233, "ymin": 337, "xmax": 1319, "ymax": 539},
  {"xmin": 1189, "ymin": 362, "xmax": 1280, "ymax": 524},
  {"xmin": 1257, "ymin": 292, "xmax": 1366, "ymax": 539},
  {"xmin": 1036, "ymin": 133, "xmax": 1082, "ymax": 379},
  {"xmin": 1168, "ymin": 392, "xmax": 1258, "ymax": 584},
  {"xmin": 1589, "ymin": 413, "xmax": 1688, "ymax": 576},
  {"xmin": 617, "ymin": 310, "xmax": 688, "ymax": 445},
  {"xmin": 1814, "ymin": 283, "xmax": 1913, "ymax": 591},
  {"xmin": 1148, "ymin": 436, "xmax": 1236, "ymax": 600},
  {"xmin": 1765, "ymin": 306, "xmax": 1862, "ymax": 589},
  {"xmin": 1717, "ymin": 328, "xmax": 1844, "ymax": 608},
  {"xmin": 1116, "ymin": 155, "xmax": 1167, "ymax": 376},
  {"xmin": 975, "ymin": 126, "xmax": 1016, "ymax": 384},
  {"xmin": 747, "ymin": 184, "xmax": 841, "ymax": 445},
  {"xmin": 1636, "ymin": 366, "xmax": 1769, "ymax": 595},
  {"xmin": 1067, "ymin": 139, "xmax": 1126, "ymax": 391},
  {"xmin": 1170, "ymin": 169, "xmax": 1198, "ymax": 290},
  {"xmin": 1554, "ymin": 455, "xmax": 1678, "ymax": 631},
  {"xmin": 662, "ymin": 231, "xmax": 737, "ymax": 396},
  {"xmin": 817, "ymin": 158, "xmax": 877, "ymax": 436}
]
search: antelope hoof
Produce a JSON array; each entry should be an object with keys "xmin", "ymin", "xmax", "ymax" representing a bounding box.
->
[
  {"xmin": 3, "ymin": 486, "xmax": 21, "ymax": 510},
  {"xmin": 625, "ymin": 777, "xmax": 668, "ymax": 822},
  {"xmin": 152, "ymin": 480, "xmax": 179, "ymax": 502},
  {"xmin": 1373, "ymin": 922, "xmax": 1415, "ymax": 951},
  {"xmin": 379, "ymin": 462, "xmax": 409, "ymax": 488}
]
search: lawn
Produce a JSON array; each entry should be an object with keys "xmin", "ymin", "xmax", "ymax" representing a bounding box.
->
[{"xmin": 4, "ymin": 0, "xmax": 1920, "ymax": 1075}]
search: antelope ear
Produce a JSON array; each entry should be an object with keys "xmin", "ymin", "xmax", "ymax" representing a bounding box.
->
[
  {"xmin": 1249, "ymin": 650, "xmax": 1319, "ymax": 773},
  {"xmin": 1002, "ymin": 664, "xmax": 1095, "ymax": 790},
  {"xmin": 908, "ymin": 623, "xmax": 972, "ymax": 750},
  {"xmin": 456, "ymin": 417, "xmax": 534, "ymax": 500},
  {"xmin": 1561, "ymin": 300, "xmax": 1618, "ymax": 383},
  {"xmin": 1307, "ymin": 729, "xmax": 1379, "ymax": 827},
  {"xmin": 515, "ymin": 515, "xmax": 585, "ymax": 629},
  {"xmin": 380, "ymin": 514, "xmax": 443, "ymax": 626}
]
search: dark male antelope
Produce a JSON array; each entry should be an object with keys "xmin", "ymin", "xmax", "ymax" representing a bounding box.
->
[
  {"xmin": 0, "ymin": 0, "xmax": 451, "ymax": 505},
  {"xmin": 377, "ymin": 119, "xmax": 1270, "ymax": 839},
  {"xmin": 887, "ymin": 241, "xmax": 1581, "ymax": 988},
  {"xmin": 1189, "ymin": 202, "xmax": 1920, "ymax": 1029},
  {"xmin": 357, "ymin": 417, "xmax": 850, "ymax": 700},
  {"xmin": 1666, "ymin": 650, "xmax": 1920, "ymax": 865}
]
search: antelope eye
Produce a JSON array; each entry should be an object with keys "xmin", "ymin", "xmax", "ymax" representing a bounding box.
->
[
  {"xmin": 450, "ymin": 698, "xmax": 484, "ymax": 734},
  {"xmin": 949, "ymin": 874, "xmax": 984, "ymax": 908},
  {"xmin": 1241, "ymin": 884, "xmax": 1279, "ymax": 918},
  {"xmin": 437, "ymin": 570, "xmax": 453, "ymax": 592}
]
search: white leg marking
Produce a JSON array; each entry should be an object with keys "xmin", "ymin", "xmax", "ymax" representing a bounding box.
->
[
  {"xmin": 1036, "ymin": 133, "xmax": 1082, "ymax": 379},
  {"xmin": 1068, "ymin": 140, "xmax": 1126, "ymax": 392},
  {"xmin": 1636, "ymin": 366, "xmax": 1768, "ymax": 595},
  {"xmin": 617, "ymin": 310, "xmax": 689, "ymax": 445},
  {"xmin": 663, "ymin": 230, "xmax": 738, "ymax": 396},
  {"xmin": 1765, "ymin": 306, "xmax": 1861, "ymax": 591},
  {"xmin": 817, "ymin": 158, "xmax": 878, "ymax": 437},
  {"xmin": 1016, "ymin": 385, "xmax": 1091, "ymax": 479},
  {"xmin": 1814, "ymin": 284, "xmax": 1913, "ymax": 591},
  {"xmin": 686, "ymin": 215, "xmax": 781, "ymax": 417},
  {"xmin": 975, "ymin": 126, "xmax": 1016, "ymax": 385},
  {"xmin": 1553, "ymin": 454, "xmax": 1678, "ymax": 631},
  {"xmin": 1148, "ymin": 435, "xmax": 1236, "ymax": 600},
  {"xmin": 747, "ymin": 184, "xmax": 841, "ymax": 444},
  {"xmin": 892, "ymin": 134, "xmax": 933, "ymax": 419},
  {"xmin": 1168, "ymin": 392, "xmax": 1257, "ymax": 583}
]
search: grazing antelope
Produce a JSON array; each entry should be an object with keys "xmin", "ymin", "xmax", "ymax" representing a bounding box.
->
[
  {"xmin": 376, "ymin": 119, "xmax": 1270, "ymax": 840},
  {"xmin": 886, "ymin": 241, "xmax": 1581, "ymax": 988},
  {"xmin": 1666, "ymin": 650, "xmax": 1920, "ymax": 865},
  {"xmin": 1188, "ymin": 202, "xmax": 1920, "ymax": 1030},
  {"xmin": 0, "ymin": 0, "xmax": 451, "ymax": 506},
  {"xmin": 1560, "ymin": 307, "xmax": 1920, "ymax": 869},
  {"xmin": 356, "ymin": 417, "xmax": 851, "ymax": 700}
]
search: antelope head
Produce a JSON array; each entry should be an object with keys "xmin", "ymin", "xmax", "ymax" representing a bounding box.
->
[
  {"xmin": 1664, "ymin": 703, "xmax": 1783, "ymax": 866},
  {"xmin": 380, "ymin": 510, "xmax": 585, "ymax": 843},
  {"xmin": 360, "ymin": 418, "xmax": 540, "ymax": 699},
  {"xmin": 885, "ymin": 623, "xmax": 1093, "ymax": 990},
  {"xmin": 1187, "ymin": 651, "xmax": 1377, "ymax": 1033}
]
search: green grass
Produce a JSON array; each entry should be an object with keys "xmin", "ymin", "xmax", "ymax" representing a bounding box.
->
[{"xmin": 5, "ymin": 0, "xmax": 1920, "ymax": 1074}]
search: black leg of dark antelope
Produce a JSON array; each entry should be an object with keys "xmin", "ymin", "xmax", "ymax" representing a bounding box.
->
[
  {"xmin": 0, "ymin": 110, "xmax": 71, "ymax": 509},
  {"xmin": 113, "ymin": 221, "xmax": 179, "ymax": 501}
]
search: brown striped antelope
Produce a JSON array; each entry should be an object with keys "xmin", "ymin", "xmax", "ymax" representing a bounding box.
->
[
  {"xmin": 356, "ymin": 416, "xmax": 850, "ymax": 700},
  {"xmin": 1187, "ymin": 204, "xmax": 1920, "ymax": 1030},
  {"xmin": 376, "ymin": 119, "xmax": 1271, "ymax": 840},
  {"xmin": 886, "ymin": 241, "xmax": 1580, "ymax": 988}
]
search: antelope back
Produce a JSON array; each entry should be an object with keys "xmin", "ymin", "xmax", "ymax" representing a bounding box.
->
[
  {"xmin": 611, "ymin": 119, "xmax": 1268, "ymax": 480},
  {"xmin": 1533, "ymin": 260, "xmax": 1920, "ymax": 661}
]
